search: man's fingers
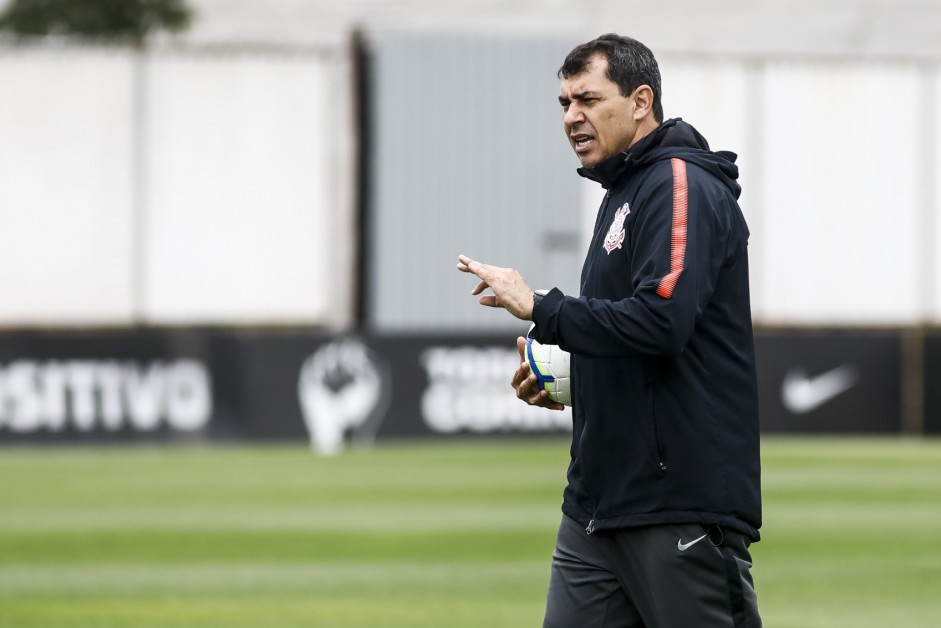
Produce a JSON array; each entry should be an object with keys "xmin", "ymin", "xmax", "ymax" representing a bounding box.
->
[
  {"xmin": 457, "ymin": 255, "xmax": 533, "ymax": 321},
  {"xmin": 458, "ymin": 256, "xmax": 496, "ymax": 299},
  {"xmin": 511, "ymin": 340, "xmax": 566, "ymax": 411},
  {"xmin": 457, "ymin": 254, "xmax": 486, "ymax": 276},
  {"xmin": 516, "ymin": 369, "xmax": 566, "ymax": 411},
  {"xmin": 516, "ymin": 374, "xmax": 541, "ymax": 401},
  {"xmin": 527, "ymin": 384, "xmax": 563, "ymax": 410},
  {"xmin": 527, "ymin": 384, "xmax": 565, "ymax": 410},
  {"xmin": 515, "ymin": 370, "xmax": 544, "ymax": 401},
  {"xmin": 457, "ymin": 255, "xmax": 498, "ymax": 284},
  {"xmin": 511, "ymin": 361, "xmax": 531, "ymax": 389}
]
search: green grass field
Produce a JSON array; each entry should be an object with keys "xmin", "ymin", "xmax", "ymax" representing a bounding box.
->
[{"xmin": 1, "ymin": 437, "xmax": 939, "ymax": 627}]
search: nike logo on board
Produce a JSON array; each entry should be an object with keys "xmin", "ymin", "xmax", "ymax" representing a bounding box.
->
[
  {"xmin": 781, "ymin": 365, "xmax": 859, "ymax": 415},
  {"xmin": 677, "ymin": 533, "xmax": 708, "ymax": 551}
]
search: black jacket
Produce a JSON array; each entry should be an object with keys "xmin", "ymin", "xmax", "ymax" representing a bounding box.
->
[{"xmin": 531, "ymin": 118, "xmax": 762, "ymax": 540}]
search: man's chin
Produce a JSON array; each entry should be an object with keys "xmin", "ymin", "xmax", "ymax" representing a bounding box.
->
[{"xmin": 577, "ymin": 155, "xmax": 601, "ymax": 168}]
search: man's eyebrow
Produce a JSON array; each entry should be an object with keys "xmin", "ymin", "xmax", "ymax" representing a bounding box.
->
[{"xmin": 559, "ymin": 91, "xmax": 598, "ymax": 104}]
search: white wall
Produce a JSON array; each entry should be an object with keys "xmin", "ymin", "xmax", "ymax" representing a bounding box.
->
[
  {"xmin": 0, "ymin": 46, "xmax": 355, "ymax": 328},
  {"xmin": 2, "ymin": 42, "xmax": 940, "ymax": 328},
  {"xmin": 0, "ymin": 50, "xmax": 136, "ymax": 324},
  {"xmin": 930, "ymin": 65, "xmax": 941, "ymax": 321},
  {"xmin": 757, "ymin": 61, "xmax": 924, "ymax": 325},
  {"xmin": 143, "ymin": 51, "xmax": 348, "ymax": 325}
]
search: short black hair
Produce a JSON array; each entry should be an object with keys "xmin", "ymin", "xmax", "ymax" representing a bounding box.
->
[{"xmin": 558, "ymin": 33, "xmax": 663, "ymax": 123}]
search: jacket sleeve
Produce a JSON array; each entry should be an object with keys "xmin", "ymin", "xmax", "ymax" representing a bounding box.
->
[{"xmin": 532, "ymin": 159, "xmax": 733, "ymax": 358}]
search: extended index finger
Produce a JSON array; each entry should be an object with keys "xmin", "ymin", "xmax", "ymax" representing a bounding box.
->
[{"xmin": 457, "ymin": 254, "xmax": 490, "ymax": 277}]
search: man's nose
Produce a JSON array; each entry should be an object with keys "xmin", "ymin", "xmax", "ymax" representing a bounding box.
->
[{"xmin": 563, "ymin": 103, "xmax": 584, "ymax": 127}]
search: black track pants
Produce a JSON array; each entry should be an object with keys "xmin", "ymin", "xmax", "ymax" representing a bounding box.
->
[{"xmin": 542, "ymin": 515, "xmax": 761, "ymax": 628}]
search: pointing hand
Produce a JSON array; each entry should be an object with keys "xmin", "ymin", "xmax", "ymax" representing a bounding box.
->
[{"xmin": 456, "ymin": 254, "xmax": 534, "ymax": 321}]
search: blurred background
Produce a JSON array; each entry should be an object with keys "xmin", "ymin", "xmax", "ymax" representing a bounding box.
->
[
  {"xmin": 2, "ymin": 0, "xmax": 940, "ymax": 447},
  {"xmin": 1, "ymin": 3, "xmax": 940, "ymax": 627}
]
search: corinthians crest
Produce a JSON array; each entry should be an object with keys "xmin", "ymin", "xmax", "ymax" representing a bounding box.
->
[{"xmin": 603, "ymin": 203, "xmax": 630, "ymax": 254}]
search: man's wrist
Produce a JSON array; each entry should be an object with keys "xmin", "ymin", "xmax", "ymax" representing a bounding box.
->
[{"xmin": 532, "ymin": 290, "xmax": 546, "ymax": 320}]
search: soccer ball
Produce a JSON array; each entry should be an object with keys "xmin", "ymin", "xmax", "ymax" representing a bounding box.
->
[{"xmin": 525, "ymin": 337, "xmax": 572, "ymax": 406}]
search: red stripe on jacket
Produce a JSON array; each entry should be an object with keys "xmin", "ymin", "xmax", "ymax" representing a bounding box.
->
[{"xmin": 656, "ymin": 158, "xmax": 688, "ymax": 299}]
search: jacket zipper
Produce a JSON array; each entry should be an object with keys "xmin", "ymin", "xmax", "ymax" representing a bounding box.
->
[
  {"xmin": 649, "ymin": 380, "xmax": 667, "ymax": 472},
  {"xmin": 651, "ymin": 418, "xmax": 667, "ymax": 472},
  {"xmin": 581, "ymin": 190, "xmax": 612, "ymax": 295},
  {"xmin": 583, "ymin": 189, "xmax": 615, "ymax": 536}
]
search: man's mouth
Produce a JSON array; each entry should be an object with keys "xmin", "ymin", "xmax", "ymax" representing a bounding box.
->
[{"xmin": 572, "ymin": 134, "xmax": 595, "ymax": 154}]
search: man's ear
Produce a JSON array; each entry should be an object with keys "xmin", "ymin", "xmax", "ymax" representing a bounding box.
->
[{"xmin": 631, "ymin": 85, "xmax": 654, "ymax": 120}]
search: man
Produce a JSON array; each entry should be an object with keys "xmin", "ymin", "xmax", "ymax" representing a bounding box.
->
[{"xmin": 457, "ymin": 34, "xmax": 762, "ymax": 627}]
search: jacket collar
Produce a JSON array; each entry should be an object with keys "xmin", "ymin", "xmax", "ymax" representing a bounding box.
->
[{"xmin": 577, "ymin": 118, "xmax": 679, "ymax": 189}]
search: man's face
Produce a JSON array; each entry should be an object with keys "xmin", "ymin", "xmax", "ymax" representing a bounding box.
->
[{"xmin": 559, "ymin": 54, "xmax": 637, "ymax": 168}]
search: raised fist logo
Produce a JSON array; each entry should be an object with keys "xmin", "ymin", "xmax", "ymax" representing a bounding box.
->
[{"xmin": 297, "ymin": 338, "xmax": 391, "ymax": 455}]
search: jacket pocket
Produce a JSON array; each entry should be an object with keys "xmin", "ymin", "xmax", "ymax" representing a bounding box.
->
[{"xmin": 646, "ymin": 380, "xmax": 667, "ymax": 473}]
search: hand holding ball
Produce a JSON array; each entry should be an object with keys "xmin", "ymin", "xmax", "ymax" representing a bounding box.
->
[{"xmin": 525, "ymin": 338, "xmax": 572, "ymax": 406}]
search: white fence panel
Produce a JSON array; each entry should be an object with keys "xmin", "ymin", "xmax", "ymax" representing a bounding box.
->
[
  {"xmin": 0, "ymin": 50, "xmax": 135, "ymax": 324},
  {"xmin": 0, "ymin": 46, "xmax": 355, "ymax": 328},
  {"xmin": 143, "ymin": 50, "xmax": 350, "ymax": 325},
  {"xmin": 930, "ymin": 66, "xmax": 941, "ymax": 322},
  {"xmin": 1, "ymin": 41, "xmax": 939, "ymax": 328},
  {"xmin": 758, "ymin": 61, "xmax": 923, "ymax": 324}
]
